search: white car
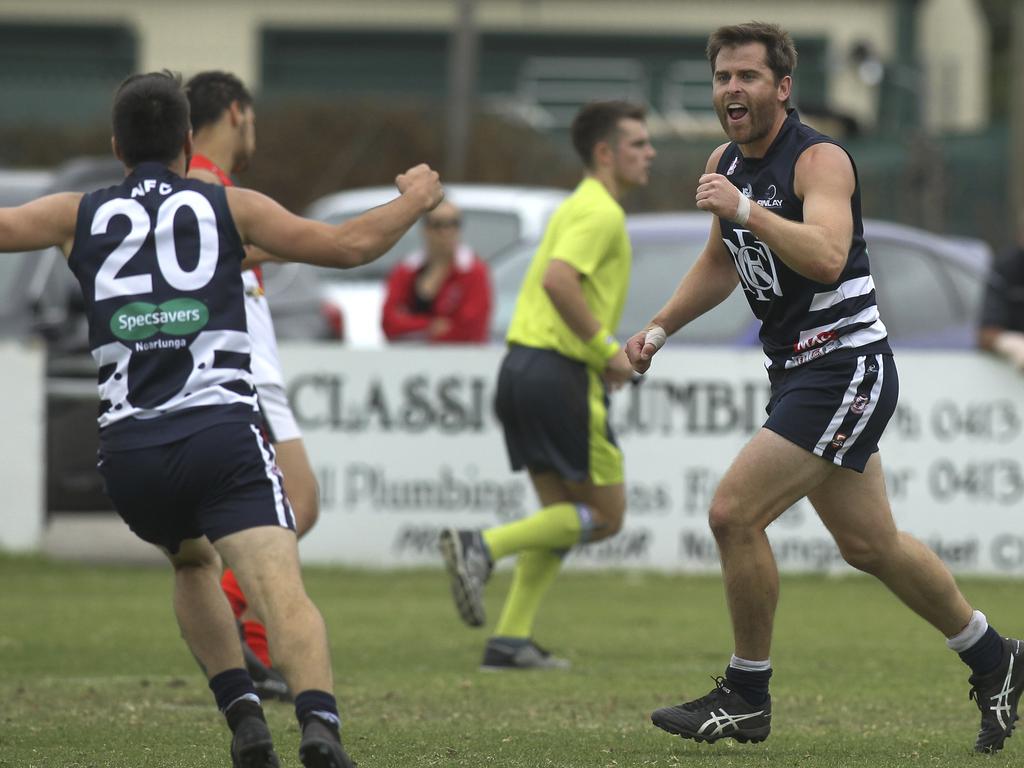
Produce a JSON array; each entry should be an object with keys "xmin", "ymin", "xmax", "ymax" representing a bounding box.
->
[{"xmin": 292, "ymin": 184, "xmax": 570, "ymax": 346}]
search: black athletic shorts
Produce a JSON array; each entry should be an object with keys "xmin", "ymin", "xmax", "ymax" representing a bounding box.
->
[
  {"xmin": 97, "ymin": 421, "xmax": 295, "ymax": 553},
  {"xmin": 494, "ymin": 344, "xmax": 622, "ymax": 485},
  {"xmin": 764, "ymin": 352, "xmax": 898, "ymax": 473}
]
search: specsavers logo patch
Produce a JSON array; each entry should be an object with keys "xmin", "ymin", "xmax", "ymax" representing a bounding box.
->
[{"xmin": 110, "ymin": 299, "xmax": 209, "ymax": 341}]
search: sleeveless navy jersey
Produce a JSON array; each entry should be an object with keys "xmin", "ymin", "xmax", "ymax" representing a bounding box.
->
[
  {"xmin": 716, "ymin": 110, "xmax": 891, "ymax": 370},
  {"xmin": 67, "ymin": 162, "xmax": 258, "ymax": 450}
]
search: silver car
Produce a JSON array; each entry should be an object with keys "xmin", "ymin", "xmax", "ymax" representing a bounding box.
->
[{"xmin": 491, "ymin": 212, "xmax": 993, "ymax": 349}]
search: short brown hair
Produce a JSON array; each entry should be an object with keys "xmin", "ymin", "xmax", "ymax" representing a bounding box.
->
[
  {"xmin": 570, "ymin": 100, "xmax": 647, "ymax": 168},
  {"xmin": 185, "ymin": 70, "xmax": 253, "ymax": 132},
  {"xmin": 112, "ymin": 71, "xmax": 190, "ymax": 167},
  {"xmin": 706, "ymin": 21, "xmax": 798, "ymax": 84}
]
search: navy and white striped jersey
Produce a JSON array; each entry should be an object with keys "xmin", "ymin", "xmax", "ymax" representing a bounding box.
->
[
  {"xmin": 716, "ymin": 110, "xmax": 891, "ymax": 370},
  {"xmin": 67, "ymin": 162, "xmax": 258, "ymax": 451}
]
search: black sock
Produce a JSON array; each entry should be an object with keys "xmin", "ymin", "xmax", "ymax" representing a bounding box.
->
[
  {"xmin": 960, "ymin": 626, "xmax": 1004, "ymax": 678},
  {"xmin": 209, "ymin": 668, "xmax": 259, "ymax": 713},
  {"xmin": 295, "ymin": 689, "xmax": 341, "ymax": 736},
  {"xmin": 725, "ymin": 664, "xmax": 772, "ymax": 706}
]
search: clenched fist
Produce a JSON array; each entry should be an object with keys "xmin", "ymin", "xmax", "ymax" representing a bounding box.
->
[
  {"xmin": 696, "ymin": 173, "xmax": 747, "ymax": 222},
  {"xmin": 396, "ymin": 164, "xmax": 444, "ymax": 213}
]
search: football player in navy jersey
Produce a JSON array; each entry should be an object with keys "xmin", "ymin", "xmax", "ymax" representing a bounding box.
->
[
  {"xmin": 625, "ymin": 22, "xmax": 1022, "ymax": 754},
  {"xmin": 0, "ymin": 71, "xmax": 442, "ymax": 768}
]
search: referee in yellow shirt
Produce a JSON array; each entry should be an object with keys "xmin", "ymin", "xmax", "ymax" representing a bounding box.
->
[{"xmin": 441, "ymin": 100, "xmax": 655, "ymax": 669}]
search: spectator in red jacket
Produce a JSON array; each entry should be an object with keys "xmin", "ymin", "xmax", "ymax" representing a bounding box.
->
[{"xmin": 382, "ymin": 200, "xmax": 493, "ymax": 342}]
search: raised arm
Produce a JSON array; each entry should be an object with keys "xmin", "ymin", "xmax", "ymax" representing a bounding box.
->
[
  {"xmin": 0, "ymin": 193, "xmax": 82, "ymax": 256},
  {"xmin": 227, "ymin": 164, "xmax": 443, "ymax": 269},
  {"xmin": 694, "ymin": 141, "xmax": 855, "ymax": 284}
]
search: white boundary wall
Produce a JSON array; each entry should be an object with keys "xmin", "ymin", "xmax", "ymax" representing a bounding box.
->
[
  {"xmin": 0, "ymin": 342, "xmax": 44, "ymax": 551},
  {"xmin": 8, "ymin": 343, "xmax": 1023, "ymax": 573},
  {"xmin": 282, "ymin": 345, "xmax": 1024, "ymax": 575}
]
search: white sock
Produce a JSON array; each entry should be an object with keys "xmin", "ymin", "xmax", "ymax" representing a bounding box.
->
[
  {"xmin": 310, "ymin": 709, "xmax": 341, "ymax": 728},
  {"xmin": 946, "ymin": 610, "xmax": 988, "ymax": 652},
  {"xmin": 729, "ymin": 654, "xmax": 771, "ymax": 672},
  {"xmin": 224, "ymin": 692, "xmax": 261, "ymax": 712}
]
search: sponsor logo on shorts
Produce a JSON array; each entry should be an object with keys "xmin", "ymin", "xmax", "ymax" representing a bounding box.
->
[
  {"xmin": 789, "ymin": 339, "xmax": 842, "ymax": 367},
  {"xmin": 794, "ymin": 330, "xmax": 837, "ymax": 353},
  {"xmin": 851, "ymin": 393, "xmax": 870, "ymax": 415},
  {"xmin": 110, "ymin": 298, "xmax": 209, "ymax": 341},
  {"xmin": 831, "ymin": 433, "xmax": 848, "ymax": 449}
]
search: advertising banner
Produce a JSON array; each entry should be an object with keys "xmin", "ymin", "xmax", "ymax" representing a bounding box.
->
[{"xmin": 281, "ymin": 345, "xmax": 1024, "ymax": 575}]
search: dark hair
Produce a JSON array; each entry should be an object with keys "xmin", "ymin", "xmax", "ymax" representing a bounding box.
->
[
  {"xmin": 570, "ymin": 100, "xmax": 647, "ymax": 168},
  {"xmin": 706, "ymin": 21, "xmax": 798, "ymax": 84},
  {"xmin": 112, "ymin": 71, "xmax": 191, "ymax": 167},
  {"xmin": 185, "ymin": 70, "xmax": 253, "ymax": 132}
]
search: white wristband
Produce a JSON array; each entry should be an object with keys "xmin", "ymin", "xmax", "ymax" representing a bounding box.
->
[
  {"xmin": 644, "ymin": 325, "xmax": 667, "ymax": 351},
  {"xmin": 734, "ymin": 193, "xmax": 751, "ymax": 226}
]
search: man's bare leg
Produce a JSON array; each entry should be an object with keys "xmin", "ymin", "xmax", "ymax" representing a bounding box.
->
[
  {"xmin": 166, "ymin": 537, "xmax": 280, "ymax": 767},
  {"xmin": 709, "ymin": 429, "xmax": 834, "ymax": 659},
  {"xmin": 167, "ymin": 538, "xmax": 244, "ymax": 676},
  {"xmin": 214, "ymin": 525, "xmax": 356, "ymax": 767},
  {"xmin": 809, "ymin": 453, "xmax": 972, "ymax": 635},
  {"xmin": 214, "ymin": 526, "xmax": 331, "ymax": 694}
]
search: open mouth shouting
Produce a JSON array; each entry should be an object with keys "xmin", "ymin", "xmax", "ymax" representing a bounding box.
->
[{"xmin": 726, "ymin": 102, "xmax": 749, "ymax": 123}]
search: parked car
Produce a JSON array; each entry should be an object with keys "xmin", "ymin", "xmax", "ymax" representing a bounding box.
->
[
  {"xmin": 0, "ymin": 167, "xmax": 54, "ymax": 206},
  {"xmin": 292, "ymin": 184, "xmax": 570, "ymax": 346},
  {"xmin": 491, "ymin": 212, "xmax": 993, "ymax": 350}
]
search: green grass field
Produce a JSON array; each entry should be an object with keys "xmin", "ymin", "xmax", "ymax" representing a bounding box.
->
[{"xmin": 1, "ymin": 553, "xmax": 1021, "ymax": 768}]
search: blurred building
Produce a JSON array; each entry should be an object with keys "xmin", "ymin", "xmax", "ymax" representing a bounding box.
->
[{"xmin": 0, "ymin": 0, "xmax": 990, "ymax": 136}]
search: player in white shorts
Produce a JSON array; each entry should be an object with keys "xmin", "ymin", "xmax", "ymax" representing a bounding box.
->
[{"xmin": 187, "ymin": 71, "xmax": 319, "ymax": 701}]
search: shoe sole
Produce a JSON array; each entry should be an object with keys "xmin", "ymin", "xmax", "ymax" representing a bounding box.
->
[
  {"xmin": 975, "ymin": 709, "xmax": 1021, "ymax": 753},
  {"xmin": 439, "ymin": 529, "xmax": 485, "ymax": 627},
  {"xmin": 651, "ymin": 713, "xmax": 770, "ymax": 745},
  {"xmin": 234, "ymin": 741, "xmax": 281, "ymax": 768},
  {"xmin": 299, "ymin": 739, "xmax": 354, "ymax": 768},
  {"xmin": 479, "ymin": 663, "xmax": 571, "ymax": 672},
  {"xmin": 974, "ymin": 641, "xmax": 1024, "ymax": 753}
]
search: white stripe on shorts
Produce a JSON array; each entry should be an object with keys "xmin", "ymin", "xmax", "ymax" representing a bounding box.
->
[
  {"xmin": 813, "ymin": 356, "xmax": 866, "ymax": 458},
  {"xmin": 834, "ymin": 357, "xmax": 884, "ymax": 464},
  {"xmin": 249, "ymin": 424, "xmax": 294, "ymax": 528}
]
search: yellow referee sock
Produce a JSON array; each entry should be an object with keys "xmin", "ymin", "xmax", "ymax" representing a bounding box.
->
[
  {"xmin": 493, "ymin": 548, "xmax": 564, "ymax": 639},
  {"xmin": 482, "ymin": 502, "xmax": 582, "ymax": 562}
]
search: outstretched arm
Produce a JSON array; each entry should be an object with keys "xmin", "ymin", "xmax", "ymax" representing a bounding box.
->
[
  {"xmin": 228, "ymin": 164, "xmax": 443, "ymax": 269},
  {"xmin": 0, "ymin": 193, "xmax": 82, "ymax": 256},
  {"xmin": 186, "ymin": 165, "xmax": 283, "ymax": 271}
]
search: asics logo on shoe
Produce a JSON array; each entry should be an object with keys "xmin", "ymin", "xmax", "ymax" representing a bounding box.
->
[
  {"xmin": 989, "ymin": 648, "xmax": 1019, "ymax": 730},
  {"xmin": 699, "ymin": 709, "xmax": 769, "ymax": 738}
]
